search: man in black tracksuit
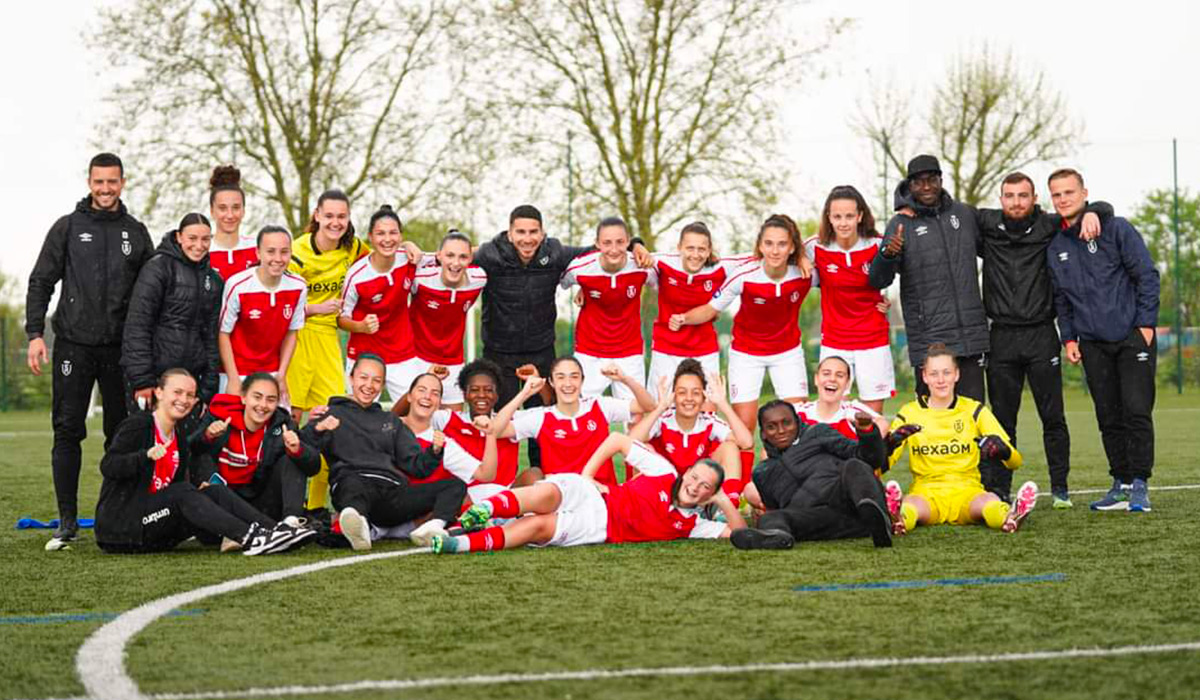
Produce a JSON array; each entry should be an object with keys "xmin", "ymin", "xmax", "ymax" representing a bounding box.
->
[
  {"xmin": 1046, "ymin": 168, "xmax": 1160, "ymax": 513},
  {"xmin": 471, "ymin": 205, "xmax": 647, "ymax": 468},
  {"xmin": 301, "ymin": 355, "xmax": 465, "ymax": 550},
  {"xmin": 25, "ymin": 153, "xmax": 154, "ymax": 550},
  {"xmin": 977, "ymin": 172, "xmax": 1112, "ymax": 503},
  {"xmin": 869, "ymin": 155, "xmax": 990, "ymax": 401}
]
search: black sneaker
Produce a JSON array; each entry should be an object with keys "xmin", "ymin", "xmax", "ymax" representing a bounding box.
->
[
  {"xmin": 45, "ymin": 516, "xmax": 79, "ymax": 552},
  {"xmin": 270, "ymin": 521, "xmax": 319, "ymax": 552},
  {"xmin": 731, "ymin": 528, "xmax": 795, "ymax": 550},
  {"xmin": 856, "ymin": 498, "xmax": 893, "ymax": 548},
  {"xmin": 241, "ymin": 523, "xmax": 293, "ymax": 556}
]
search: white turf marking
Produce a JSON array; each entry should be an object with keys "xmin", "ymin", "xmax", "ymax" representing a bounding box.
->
[
  {"xmin": 1039, "ymin": 483, "xmax": 1200, "ymax": 498},
  {"xmin": 75, "ymin": 548, "xmax": 430, "ymax": 700}
]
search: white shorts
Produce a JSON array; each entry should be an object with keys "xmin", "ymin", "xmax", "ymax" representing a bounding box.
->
[
  {"xmin": 646, "ymin": 350, "xmax": 720, "ymax": 399},
  {"xmin": 727, "ymin": 345, "xmax": 808, "ymax": 403},
  {"xmin": 345, "ymin": 356, "xmax": 426, "ymax": 403},
  {"xmin": 416, "ymin": 357, "xmax": 465, "ymax": 404},
  {"xmin": 819, "ymin": 344, "xmax": 896, "ymax": 401},
  {"xmin": 542, "ymin": 473, "xmax": 609, "ymax": 548},
  {"xmin": 467, "ymin": 482, "xmax": 508, "ymax": 503},
  {"xmin": 576, "ymin": 352, "xmax": 645, "ymax": 401}
]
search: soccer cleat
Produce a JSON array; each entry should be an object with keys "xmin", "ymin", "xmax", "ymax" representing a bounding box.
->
[
  {"xmin": 338, "ymin": 507, "xmax": 372, "ymax": 551},
  {"xmin": 45, "ymin": 516, "xmax": 79, "ymax": 552},
  {"xmin": 856, "ymin": 498, "xmax": 893, "ymax": 548},
  {"xmin": 458, "ymin": 503, "xmax": 492, "ymax": 532},
  {"xmin": 409, "ymin": 520, "xmax": 449, "ymax": 548},
  {"xmin": 730, "ymin": 528, "xmax": 795, "ymax": 551},
  {"xmin": 884, "ymin": 480, "xmax": 907, "ymax": 535},
  {"xmin": 241, "ymin": 523, "xmax": 294, "ymax": 556},
  {"xmin": 1051, "ymin": 491, "xmax": 1074, "ymax": 509},
  {"xmin": 1089, "ymin": 479, "xmax": 1130, "ymax": 511},
  {"xmin": 430, "ymin": 534, "xmax": 459, "ymax": 554},
  {"xmin": 1128, "ymin": 479, "xmax": 1152, "ymax": 513},
  {"xmin": 1002, "ymin": 481, "xmax": 1039, "ymax": 533}
]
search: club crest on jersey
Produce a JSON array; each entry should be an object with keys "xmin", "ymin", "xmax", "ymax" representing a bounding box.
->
[
  {"xmin": 273, "ymin": 427, "xmax": 283, "ymax": 436},
  {"xmin": 586, "ymin": 420, "xmax": 597, "ymax": 431},
  {"xmin": 121, "ymin": 241, "xmax": 132, "ymax": 256},
  {"xmin": 703, "ymin": 280, "xmax": 713, "ymax": 292},
  {"xmin": 463, "ymin": 300, "xmax": 473, "ymax": 312},
  {"xmin": 950, "ymin": 214, "xmax": 960, "ymax": 230},
  {"xmin": 626, "ymin": 285, "xmax": 637, "ymax": 298},
  {"xmin": 667, "ymin": 278, "xmax": 679, "ymax": 286},
  {"xmin": 862, "ymin": 263, "xmax": 871, "ymax": 274},
  {"xmin": 404, "ymin": 278, "xmax": 412, "ymax": 290},
  {"xmin": 659, "ymin": 491, "xmax": 669, "ymax": 503},
  {"xmin": 1087, "ymin": 240, "xmax": 1098, "ymax": 254},
  {"xmin": 78, "ymin": 232, "xmax": 93, "ymax": 243},
  {"xmin": 953, "ymin": 419, "xmax": 964, "ymax": 434},
  {"xmin": 790, "ymin": 291, "xmax": 800, "ymax": 303},
  {"xmin": 283, "ymin": 304, "xmax": 293, "ymax": 319},
  {"xmin": 372, "ymin": 293, "xmax": 384, "ymax": 303},
  {"xmin": 204, "ymin": 276, "xmax": 212, "ymax": 291},
  {"xmin": 696, "ymin": 444, "xmax": 704, "ymax": 456},
  {"xmin": 61, "ymin": 360, "xmax": 73, "ymax": 377},
  {"xmin": 248, "ymin": 309, "xmax": 263, "ymax": 320},
  {"xmin": 539, "ymin": 256, "xmax": 550, "ymax": 266}
]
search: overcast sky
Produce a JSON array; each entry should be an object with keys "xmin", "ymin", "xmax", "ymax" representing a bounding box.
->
[{"xmin": 3, "ymin": 0, "xmax": 1198, "ymax": 290}]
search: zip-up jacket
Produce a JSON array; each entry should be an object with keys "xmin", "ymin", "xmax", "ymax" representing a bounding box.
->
[
  {"xmin": 95, "ymin": 411, "xmax": 193, "ymax": 549},
  {"xmin": 26, "ymin": 197, "xmax": 154, "ymax": 345},
  {"xmin": 122, "ymin": 233, "xmax": 224, "ymax": 399},
  {"xmin": 977, "ymin": 202, "xmax": 1112, "ymax": 327},
  {"xmin": 189, "ymin": 395, "xmax": 322, "ymax": 499},
  {"xmin": 869, "ymin": 183, "xmax": 988, "ymax": 367},
  {"xmin": 753, "ymin": 422, "xmax": 886, "ymax": 511},
  {"xmin": 1047, "ymin": 215, "xmax": 1160, "ymax": 343},
  {"xmin": 300, "ymin": 396, "xmax": 441, "ymax": 487}
]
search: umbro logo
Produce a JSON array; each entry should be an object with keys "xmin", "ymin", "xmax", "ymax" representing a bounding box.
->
[
  {"xmin": 372, "ymin": 293, "xmax": 384, "ymax": 303},
  {"xmin": 589, "ymin": 290, "xmax": 602, "ymax": 298},
  {"xmin": 753, "ymin": 298, "xmax": 766, "ymax": 305},
  {"xmin": 1058, "ymin": 252, "xmax": 1069, "ymax": 262},
  {"xmin": 825, "ymin": 264, "xmax": 839, "ymax": 274},
  {"xmin": 665, "ymin": 443, "xmax": 676, "ymax": 453},
  {"xmin": 1137, "ymin": 352, "xmax": 1150, "ymax": 362},
  {"xmin": 554, "ymin": 429, "xmax": 567, "ymax": 439},
  {"xmin": 915, "ymin": 226, "xmax": 928, "ymax": 237},
  {"xmin": 78, "ymin": 232, "xmax": 93, "ymax": 242},
  {"xmin": 668, "ymin": 278, "xmax": 679, "ymax": 286},
  {"xmin": 1050, "ymin": 357, "xmax": 1060, "ymax": 366},
  {"xmin": 248, "ymin": 309, "xmax": 262, "ymax": 320},
  {"xmin": 427, "ymin": 300, "xmax": 440, "ymax": 309}
]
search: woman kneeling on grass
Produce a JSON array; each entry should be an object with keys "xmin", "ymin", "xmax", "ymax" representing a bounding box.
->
[
  {"xmin": 95, "ymin": 368, "xmax": 316, "ymax": 555},
  {"xmin": 430, "ymin": 433, "xmax": 745, "ymax": 554},
  {"xmin": 885, "ymin": 343, "xmax": 1038, "ymax": 534}
]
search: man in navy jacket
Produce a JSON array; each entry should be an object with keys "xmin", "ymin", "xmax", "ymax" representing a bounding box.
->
[{"xmin": 1046, "ymin": 168, "xmax": 1160, "ymax": 513}]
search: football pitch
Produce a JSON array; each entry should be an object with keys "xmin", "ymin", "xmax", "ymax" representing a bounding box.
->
[{"xmin": 3, "ymin": 389, "xmax": 1200, "ymax": 700}]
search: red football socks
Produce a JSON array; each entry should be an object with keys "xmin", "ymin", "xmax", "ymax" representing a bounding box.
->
[{"xmin": 485, "ymin": 491, "xmax": 521, "ymax": 518}]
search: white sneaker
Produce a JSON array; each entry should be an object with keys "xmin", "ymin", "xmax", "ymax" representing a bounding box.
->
[
  {"xmin": 409, "ymin": 519, "xmax": 448, "ymax": 548},
  {"xmin": 339, "ymin": 507, "xmax": 372, "ymax": 551},
  {"xmin": 1003, "ymin": 481, "xmax": 1039, "ymax": 533}
]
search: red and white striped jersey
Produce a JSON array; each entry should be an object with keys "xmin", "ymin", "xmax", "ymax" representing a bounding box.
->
[
  {"xmin": 341, "ymin": 256, "xmax": 416, "ymax": 364},
  {"xmin": 805, "ymin": 237, "xmax": 889, "ymax": 350},
  {"xmin": 208, "ymin": 236, "xmax": 258, "ymax": 281},
  {"xmin": 218, "ymin": 268, "xmax": 307, "ymax": 374},
  {"xmin": 650, "ymin": 253, "xmax": 750, "ymax": 356},
  {"xmin": 710, "ymin": 259, "xmax": 811, "ymax": 356},
  {"xmin": 646, "ymin": 409, "xmax": 732, "ymax": 475},
  {"xmin": 410, "ymin": 261, "xmax": 487, "ymax": 365},
  {"xmin": 511, "ymin": 397, "xmax": 631, "ymax": 486},
  {"xmin": 793, "ymin": 399, "xmax": 881, "ymax": 440},
  {"xmin": 561, "ymin": 252, "xmax": 655, "ymax": 358},
  {"xmin": 604, "ymin": 441, "xmax": 727, "ymax": 544}
]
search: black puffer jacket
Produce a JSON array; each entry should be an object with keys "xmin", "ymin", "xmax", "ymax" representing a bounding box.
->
[
  {"xmin": 752, "ymin": 423, "xmax": 886, "ymax": 510},
  {"xmin": 977, "ymin": 202, "xmax": 1112, "ymax": 327},
  {"xmin": 122, "ymin": 233, "xmax": 223, "ymax": 399},
  {"xmin": 472, "ymin": 231, "xmax": 594, "ymax": 354},
  {"xmin": 869, "ymin": 183, "xmax": 988, "ymax": 367},
  {"xmin": 25, "ymin": 197, "xmax": 154, "ymax": 345},
  {"xmin": 95, "ymin": 411, "xmax": 194, "ymax": 549}
]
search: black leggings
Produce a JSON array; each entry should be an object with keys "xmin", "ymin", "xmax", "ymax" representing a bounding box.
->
[
  {"xmin": 758, "ymin": 460, "xmax": 886, "ymax": 542},
  {"xmin": 331, "ymin": 473, "xmax": 467, "ymax": 527},
  {"xmin": 135, "ymin": 483, "xmax": 277, "ymax": 552}
]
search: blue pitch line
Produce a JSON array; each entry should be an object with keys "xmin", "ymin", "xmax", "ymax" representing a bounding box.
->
[
  {"xmin": 0, "ymin": 608, "xmax": 205, "ymax": 626},
  {"xmin": 794, "ymin": 573, "xmax": 1066, "ymax": 593}
]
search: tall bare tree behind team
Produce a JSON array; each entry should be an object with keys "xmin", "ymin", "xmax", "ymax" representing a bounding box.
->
[
  {"xmin": 858, "ymin": 48, "xmax": 1079, "ymax": 207},
  {"xmin": 482, "ymin": 0, "xmax": 848, "ymax": 247},
  {"xmin": 95, "ymin": 0, "xmax": 483, "ymax": 231}
]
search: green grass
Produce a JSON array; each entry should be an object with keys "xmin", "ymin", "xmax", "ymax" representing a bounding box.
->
[{"xmin": 2, "ymin": 388, "xmax": 1199, "ymax": 699}]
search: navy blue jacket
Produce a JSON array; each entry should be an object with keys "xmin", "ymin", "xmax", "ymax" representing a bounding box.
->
[{"xmin": 1047, "ymin": 216, "xmax": 1159, "ymax": 343}]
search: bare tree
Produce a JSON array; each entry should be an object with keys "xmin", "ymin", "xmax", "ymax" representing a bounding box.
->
[
  {"xmin": 479, "ymin": 0, "xmax": 848, "ymax": 247},
  {"xmin": 858, "ymin": 48, "xmax": 1081, "ymax": 207},
  {"xmin": 94, "ymin": 0, "xmax": 483, "ymax": 232}
]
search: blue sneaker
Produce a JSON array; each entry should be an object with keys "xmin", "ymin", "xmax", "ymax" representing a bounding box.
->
[
  {"xmin": 1128, "ymin": 479, "xmax": 1152, "ymax": 512},
  {"xmin": 1089, "ymin": 479, "xmax": 1130, "ymax": 511}
]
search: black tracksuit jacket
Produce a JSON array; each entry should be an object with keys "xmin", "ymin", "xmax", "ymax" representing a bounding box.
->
[
  {"xmin": 26, "ymin": 197, "xmax": 154, "ymax": 344},
  {"xmin": 753, "ymin": 423, "xmax": 887, "ymax": 510},
  {"xmin": 300, "ymin": 397, "xmax": 442, "ymax": 487}
]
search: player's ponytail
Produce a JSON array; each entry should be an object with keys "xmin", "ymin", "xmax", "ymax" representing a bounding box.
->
[
  {"xmin": 209, "ymin": 164, "xmax": 244, "ymax": 206},
  {"xmin": 369, "ymin": 204, "xmax": 402, "ymax": 235}
]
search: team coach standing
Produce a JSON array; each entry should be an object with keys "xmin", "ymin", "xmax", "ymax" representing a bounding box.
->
[
  {"xmin": 26, "ymin": 153, "xmax": 154, "ymax": 551},
  {"xmin": 472, "ymin": 205, "xmax": 648, "ymax": 468}
]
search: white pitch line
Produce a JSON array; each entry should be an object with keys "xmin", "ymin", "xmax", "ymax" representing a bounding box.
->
[
  {"xmin": 138, "ymin": 641, "xmax": 1200, "ymax": 699},
  {"xmin": 75, "ymin": 548, "xmax": 430, "ymax": 700},
  {"xmin": 1038, "ymin": 483, "xmax": 1200, "ymax": 497}
]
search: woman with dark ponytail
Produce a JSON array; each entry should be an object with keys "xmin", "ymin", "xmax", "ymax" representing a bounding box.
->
[{"xmin": 207, "ymin": 165, "xmax": 256, "ymax": 280}]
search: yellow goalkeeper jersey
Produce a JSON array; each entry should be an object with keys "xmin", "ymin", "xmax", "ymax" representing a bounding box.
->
[
  {"xmin": 288, "ymin": 233, "xmax": 369, "ymax": 331},
  {"xmin": 888, "ymin": 395, "xmax": 1022, "ymax": 488}
]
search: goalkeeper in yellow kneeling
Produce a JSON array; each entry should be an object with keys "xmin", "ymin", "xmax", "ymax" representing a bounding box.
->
[{"xmin": 884, "ymin": 343, "xmax": 1038, "ymax": 535}]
